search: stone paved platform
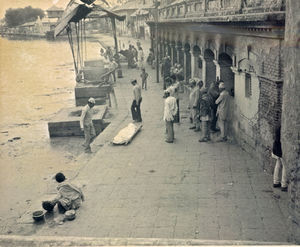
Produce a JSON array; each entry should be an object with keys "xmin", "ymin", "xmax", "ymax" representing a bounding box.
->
[
  {"xmin": 30, "ymin": 36, "xmax": 290, "ymax": 242},
  {"xmin": 0, "ymin": 235, "xmax": 292, "ymax": 247}
]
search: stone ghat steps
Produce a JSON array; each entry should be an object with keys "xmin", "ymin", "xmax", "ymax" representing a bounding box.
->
[
  {"xmin": 75, "ymin": 84, "xmax": 112, "ymax": 107},
  {"xmin": 48, "ymin": 106, "xmax": 108, "ymax": 137},
  {"xmin": 0, "ymin": 235, "xmax": 292, "ymax": 247}
]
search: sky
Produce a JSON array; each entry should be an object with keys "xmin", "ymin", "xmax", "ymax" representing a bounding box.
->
[{"xmin": 0, "ymin": 0, "xmax": 70, "ymax": 18}]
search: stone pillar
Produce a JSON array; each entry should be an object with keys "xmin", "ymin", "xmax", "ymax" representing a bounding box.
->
[
  {"xmin": 282, "ymin": 0, "xmax": 300, "ymax": 243},
  {"xmin": 191, "ymin": 52, "xmax": 196, "ymax": 78},
  {"xmin": 184, "ymin": 49, "xmax": 192, "ymax": 84},
  {"xmin": 159, "ymin": 41, "xmax": 163, "ymax": 61},
  {"xmin": 176, "ymin": 45, "xmax": 181, "ymax": 64},
  {"xmin": 162, "ymin": 42, "xmax": 166, "ymax": 57},
  {"xmin": 200, "ymin": 55, "xmax": 207, "ymax": 86},
  {"xmin": 171, "ymin": 44, "xmax": 176, "ymax": 65},
  {"xmin": 150, "ymin": 27, "xmax": 154, "ymax": 50},
  {"xmin": 213, "ymin": 59, "xmax": 221, "ymax": 80},
  {"xmin": 164, "ymin": 42, "xmax": 169, "ymax": 57},
  {"xmin": 184, "ymin": 50, "xmax": 188, "ymax": 83}
]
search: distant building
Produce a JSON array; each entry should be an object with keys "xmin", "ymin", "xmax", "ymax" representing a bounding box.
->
[
  {"xmin": 18, "ymin": 16, "xmax": 46, "ymax": 37},
  {"xmin": 46, "ymin": 5, "xmax": 64, "ymax": 19},
  {"xmin": 45, "ymin": 5, "xmax": 64, "ymax": 32},
  {"xmin": 112, "ymin": 0, "xmax": 154, "ymax": 39}
]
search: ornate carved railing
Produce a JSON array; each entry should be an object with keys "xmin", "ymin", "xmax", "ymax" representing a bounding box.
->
[{"xmin": 158, "ymin": 0, "xmax": 285, "ymax": 21}]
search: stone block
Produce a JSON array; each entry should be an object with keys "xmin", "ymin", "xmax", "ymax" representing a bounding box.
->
[
  {"xmin": 82, "ymin": 66, "xmax": 107, "ymax": 81},
  {"xmin": 84, "ymin": 59, "xmax": 105, "ymax": 67},
  {"xmin": 75, "ymin": 83, "xmax": 112, "ymax": 106},
  {"xmin": 48, "ymin": 105, "xmax": 108, "ymax": 137},
  {"xmin": 75, "ymin": 84, "xmax": 111, "ymax": 98}
]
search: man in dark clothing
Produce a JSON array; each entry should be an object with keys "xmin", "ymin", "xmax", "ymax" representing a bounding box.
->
[
  {"xmin": 199, "ymin": 92, "xmax": 212, "ymax": 142},
  {"xmin": 161, "ymin": 56, "xmax": 171, "ymax": 90},
  {"xmin": 272, "ymin": 126, "xmax": 287, "ymax": 191},
  {"xmin": 208, "ymin": 80, "xmax": 220, "ymax": 132},
  {"xmin": 131, "ymin": 79, "xmax": 142, "ymax": 122}
]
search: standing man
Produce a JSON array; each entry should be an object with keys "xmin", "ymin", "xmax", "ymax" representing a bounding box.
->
[
  {"xmin": 272, "ymin": 125, "xmax": 287, "ymax": 191},
  {"xmin": 80, "ymin": 98, "xmax": 96, "ymax": 153},
  {"xmin": 215, "ymin": 82, "xmax": 230, "ymax": 141},
  {"xmin": 208, "ymin": 80, "xmax": 220, "ymax": 132},
  {"xmin": 131, "ymin": 79, "xmax": 142, "ymax": 122},
  {"xmin": 163, "ymin": 89, "xmax": 178, "ymax": 143},
  {"xmin": 161, "ymin": 56, "xmax": 171, "ymax": 89},
  {"xmin": 199, "ymin": 92, "xmax": 212, "ymax": 142},
  {"xmin": 140, "ymin": 68, "xmax": 149, "ymax": 90},
  {"xmin": 189, "ymin": 79, "xmax": 202, "ymax": 131},
  {"xmin": 137, "ymin": 46, "xmax": 145, "ymax": 69},
  {"xmin": 168, "ymin": 74, "xmax": 180, "ymax": 123}
]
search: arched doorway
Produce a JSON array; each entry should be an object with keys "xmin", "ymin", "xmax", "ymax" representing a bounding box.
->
[
  {"xmin": 184, "ymin": 43, "xmax": 191, "ymax": 83},
  {"xmin": 192, "ymin": 45, "xmax": 201, "ymax": 78},
  {"xmin": 204, "ymin": 49, "xmax": 216, "ymax": 88},
  {"xmin": 177, "ymin": 41, "xmax": 183, "ymax": 66},
  {"xmin": 159, "ymin": 39, "xmax": 163, "ymax": 61},
  {"xmin": 166, "ymin": 43, "xmax": 171, "ymax": 57},
  {"xmin": 219, "ymin": 53, "xmax": 234, "ymax": 96}
]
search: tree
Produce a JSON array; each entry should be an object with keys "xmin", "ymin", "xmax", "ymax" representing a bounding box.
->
[{"xmin": 4, "ymin": 6, "xmax": 45, "ymax": 27}]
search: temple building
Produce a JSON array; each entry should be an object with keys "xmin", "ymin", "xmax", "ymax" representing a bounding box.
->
[
  {"xmin": 148, "ymin": 0, "xmax": 285, "ymax": 171},
  {"xmin": 148, "ymin": 0, "xmax": 300, "ymax": 241}
]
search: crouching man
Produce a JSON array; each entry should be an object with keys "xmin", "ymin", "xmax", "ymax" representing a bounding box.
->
[{"xmin": 42, "ymin": 172, "xmax": 84, "ymax": 213}]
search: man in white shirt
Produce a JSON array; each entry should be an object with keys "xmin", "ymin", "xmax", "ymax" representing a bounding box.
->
[
  {"xmin": 131, "ymin": 80, "xmax": 142, "ymax": 122},
  {"xmin": 215, "ymin": 82, "xmax": 230, "ymax": 141},
  {"xmin": 189, "ymin": 79, "xmax": 201, "ymax": 131},
  {"xmin": 163, "ymin": 89, "xmax": 178, "ymax": 143},
  {"xmin": 80, "ymin": 98, "xmax": 96, "ymax": 153}
]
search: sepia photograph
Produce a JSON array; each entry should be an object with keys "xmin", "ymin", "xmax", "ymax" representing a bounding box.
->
[{"xmin": 0, "ymin": 0, "xmax": 299, "ymax": 246}]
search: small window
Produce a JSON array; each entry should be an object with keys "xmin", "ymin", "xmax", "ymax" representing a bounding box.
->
[{"xmin": 245, "ymin": 73, "xmax": 252, "ymax": 97}]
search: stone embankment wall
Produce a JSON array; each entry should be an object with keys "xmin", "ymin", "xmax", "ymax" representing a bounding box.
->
[{"xmin": 282, "ymin": 0, "xmax": 300, "ymax": 243}]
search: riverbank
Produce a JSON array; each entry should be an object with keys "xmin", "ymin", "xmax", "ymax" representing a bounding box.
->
[
  {"xmin": 0, "ymin": 36, "xmax": 107, "ymax": 235},
  {"xmin": 0, "ymin": 33, "xmax": 150, "ymax": 236}
]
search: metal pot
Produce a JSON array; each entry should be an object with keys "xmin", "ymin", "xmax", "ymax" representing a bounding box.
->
[{"xmin": 32, "ymin": 210, "xmax": 45, "ymax": 222}]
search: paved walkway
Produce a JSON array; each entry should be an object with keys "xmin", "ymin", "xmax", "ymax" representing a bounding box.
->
[{"xmin": 30, "ymin": 36, "xmax": 290, "ymax": 242}]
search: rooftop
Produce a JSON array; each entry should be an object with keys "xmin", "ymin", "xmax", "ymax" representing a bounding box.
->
[{"xmin": 47, "ymin": 5, "xmax": 64, "ymax": 12}]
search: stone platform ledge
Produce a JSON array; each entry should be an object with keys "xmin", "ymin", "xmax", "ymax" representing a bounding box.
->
[{"xmin": 0, "ymin": 235, "xmax": 292, "ymax": 247}]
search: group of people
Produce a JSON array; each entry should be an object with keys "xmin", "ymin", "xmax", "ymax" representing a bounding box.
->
[
  {"xmin": 119, "ymin": 40, "xmax": 145, "ymax": 70},
  {"xmin": 161, "ymin": 70, "xmax": 230, "ymax": 144},
  {"xmin": 100, "ymin": 46, "xmax": 119, "ymax": 83},
  {"xmin": 188, "ymin": 78, "xmax": 230, "ymax": 142}
]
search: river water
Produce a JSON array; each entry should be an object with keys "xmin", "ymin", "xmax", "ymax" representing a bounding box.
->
[{"xmin": 0, "ymin": 36, "xmax": 102, "ymax": 234}]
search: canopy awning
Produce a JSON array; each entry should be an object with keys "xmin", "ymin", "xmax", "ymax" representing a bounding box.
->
[
  {"xmin": 54, "ymin": 0, "xmax": 125, "ymax": 37},
  {"xmin": 54, "ymin": 0, "xmax": 94, "ymax": 37},
  {"xmin": 87, "ymin": 5, "xmax": 126, "ymax": 20}
]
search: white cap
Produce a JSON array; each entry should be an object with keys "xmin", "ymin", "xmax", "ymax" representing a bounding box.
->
[
  {"xmin": 88, "ymin": 98, "xmax": 96, "ymax": 104},
  {"xmin": 219, "ymin": 82, "xmax": 225, "ymax": 89}
]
